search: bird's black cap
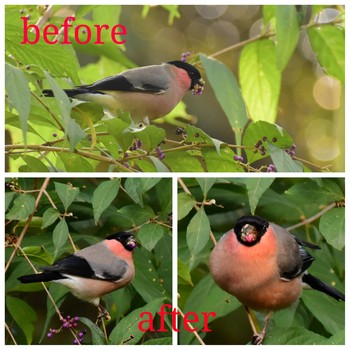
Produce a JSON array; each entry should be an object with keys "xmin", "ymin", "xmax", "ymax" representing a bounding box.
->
[
  {"xmin": 234, "ymin": 215, "xmax": 269, "ymax": 247},
  {"xmin": 167, "ymin": 60, "xmax": 203, "ymax": 90},
  {"xmin": 106, "ymin": 232, "xmax": 137, "ymax": 251}
]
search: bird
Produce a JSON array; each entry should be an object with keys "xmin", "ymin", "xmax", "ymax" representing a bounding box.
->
[
  {"xmin": 42, "ymin": 61, "xmax": 205, "ymax": 124},
  {"xmin": 18, "ymin": 232, "xmax": 137, "ymax": 321},
  {"xmin": 209, "ymin": 215, "xmax": 345, "ymax": 345}
]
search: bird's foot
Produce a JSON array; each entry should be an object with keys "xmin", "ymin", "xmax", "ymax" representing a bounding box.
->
[
  {"xmin": 96, "ymin": 305, "xmax": 111, "ymax": 324},
  {"xmin": 252, "ymin": 331, "xmax": 265, "ymax": 345},
  {"xmin": 250, "ymin": 310, "xmax": 273, "ymax": 345}
]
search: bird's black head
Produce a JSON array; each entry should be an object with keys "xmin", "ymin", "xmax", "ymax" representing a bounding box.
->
[
  {"xmin": 167, "ymin": 60, "xmax": 205, "ymax": 94},
  {"xmin": 234, "ymin": 215, "xmax": 269, "ymax": 247},
  {"xmin": 106, "ymin": 232, "xmax": 137, "ymax": 252}
]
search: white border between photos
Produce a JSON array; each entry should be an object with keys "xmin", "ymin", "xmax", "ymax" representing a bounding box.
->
[{"xmin": 2, "ymin": 0, "xmax": 348, "ymax": 348}]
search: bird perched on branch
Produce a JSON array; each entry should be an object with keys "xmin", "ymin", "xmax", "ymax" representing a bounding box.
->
[
  {"xmin": 209, "ymin": 215, "xmax": 345, "ymax": 345},
  {"xmin": 18, "ymin": 232, "xmax": 137, "ymax": 321},
  {"xmin": 43, "ymin": 61, "xmax": 205, "ymax": 124}
]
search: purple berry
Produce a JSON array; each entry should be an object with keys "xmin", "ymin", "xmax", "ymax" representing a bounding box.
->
[
  {"xmin": 74, "ymin": 316, "xmax": 79, "ymax": 321},
  {"xmin": 47, "ymin": 332, "xmax": 52, "ymax": 338},
  {"xmin": 78, "ymin": 332, "xmax": 84, "ymax": 338},
  {"xmin": 272, "ymin": 137, "xmax": 277, "ymax": 142},
  {"xmin": 73, "ymin": 339, "xmax": 79, "ymax": 345}
]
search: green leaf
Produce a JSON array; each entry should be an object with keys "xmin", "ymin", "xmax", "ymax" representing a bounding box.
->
[
  {"xmin": 178, "ymin": 258, "xmax": 193, "ymax": 286},
  {"xmin": 42, "ymin": 207, "xmax": 60, "ymax": 228},
  {"xmin": 202, "ymin": 147, "xmax": 244, "ymax": 172},
  {"xmin": 109, "ymin": 298, "xmax": 166, "ymax": 344},
  {"xmin": 301, "ymin": 290, "xmax": 345, "ymax": 335},
  {"xmin": 147, "ymin": 156, "xmax": 170, "ymax": 172},
  {"xmin": 54, "ymin": 182, "xmax": 80, "ymax": 211},
  {"xmin": 239, "ymin": 39, "xmax": 281, "ymax": 123},
  {"xmin": 131, "ymin": 125, "xmax": 166, "ymax": 153},
  {"xmin": 44, "ymin": 72, "xmax": 86, "ymax": 151},
  {"xmin": 275, "ymin": 5, "xmax": 300, "ymax": 71},
  {"xmin": 284, "ymin": 180, "xmax": 344, "ymax": 213},
  {"xmin": 6, "ymin": 295, "xmax": 37, "ymax": 344},
  {"xmin": 5, "ymin": 24, "xmax": 80, "ymax": 83},
  {"xmin": 19, "ymin": 155, "xmax": 50, "ymax": 172},
  {"xmin": 124, "ymin": 178, "xmax": 161, "ymax": 207},
  {"xmin": 57, "ymin": 153, "xmax": 95, "ymax": 172},
  {"xmin": 200, "ymin": 54, "xmax": 248, "ymax": 139},
  {"xmin": 137, "ymin": 223, "xmax": 164, "ymax": 251},
  {"xmin": 319, "ymin": 207, "xmax": 345, "ymax": 250},
  {"xmin": 79, "ymin": 317, "xmax": 105, "ymax": 345},
  {"xmin": 143, "ymin": 337, "xmax": 172, "ymax": 345},
  {"xmin": 21, "ymin": 246, "xmax": 54, "ymax": 265},
  {"xmin": 114, "ymin": 205, "xmax": 155, "ymax": 229},
  {"xmin": 186, "ymin": 207, "xmax": 210, "ymax": 266},
  {"xmin": 92, "ymin": 179, "xmax": 120, "ymax": 224},
  {"xmin": 308, "ymin": 25, "xmax": 344, "ymax": 83},
  {"xmin": 268, "ymin": 144, "xmax": 303, "ymax": 172},
  {"xmin": 264, "ymin": 326, "xmax": 329, "ymax": 345},
  {"xmin": 243, "ymin": 121, "xmax": 294, "ymax": 164},
  {"xmin": 162, "ymin": 151, "xmax": 204, "ymax": 172},
  {"xmin": 132, "ymin": 248, "xmax": 169, "ymax": 302},
  {"xmin": 104, "ymin": 115, "xmax": 134, "ymax": 152},
  {"xmin": 6, "ymin": 194, "xmax": 35, "ymax": 221},
  {"xmin": 5, "ymin": 63, "xmax": 31, "ymax": 144},
  {"xmin": 52, "ymin": 219, "xmax": 69, "ymax": 257},
  {"xmin": 5, "ymin": 192, "xmax": 16, "ymax": 211},
  {"xmin": 196, "ymin": 178, "xmax": 216, "ymax": 198},
  {"xmin": 243, "ymin": 178, "xmax": 275, "ymax": 214},
  {"xmin": 180, "ymin": 275, "xmax": 241, "ymax": 345},
  {"xmin": 178, "ymin": 192, "xmax": 196, "ymax": 221}
]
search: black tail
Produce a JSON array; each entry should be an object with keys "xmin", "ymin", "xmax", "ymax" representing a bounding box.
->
[
  {"xmin": 303, "ymin": 273, "xmax": 345, "ymax": 301},
  {"xmin": 42, "ymin": 88, "xmax": 93, "ymax": 98},
  {"xmin": 42, "ymin": 89, "xmax": 54, "ymax": 97},
  {"xmin": 18, "ymin": 271, "xmax": 65, "ymax": 283}
]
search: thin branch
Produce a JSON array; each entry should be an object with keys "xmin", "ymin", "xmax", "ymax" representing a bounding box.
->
[
  {"xmin": 5, "ymin": 178, "xmax": 51, "ymax": 273},
  {"xmin": 16, "ymin": 246, "xmax": 81, "ymax": 344},
  {"xmin": 5, "ymin": 322, "xmax": 17, "ymax": 345},
  {"xmin": 177, "ymin": 306, "xmax": 205, "ymax": 345},
  {"xmin": 178, "ymin": 178, "xmax": 217, "ymax": 245},
  {"xmin": 209, "ymin": 32, "xmax": 274, "ymax": 59},
  {"xmin": 287, "ymin": 202, "xmax": 337, "ymax": 231}
]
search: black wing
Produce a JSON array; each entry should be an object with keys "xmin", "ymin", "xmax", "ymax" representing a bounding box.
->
[
  {"xmin": 280, "ymin": 238, "xmax": 316, "ymax": 281},
  {"xmin": 42, "ymin": 255, "xmax": 96, "ymax": 278}
]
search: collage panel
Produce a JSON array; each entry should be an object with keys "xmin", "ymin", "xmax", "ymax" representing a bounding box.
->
[
  {"xmin": 178, "ymin": 177, "xmax": 345, "ymax": 345},
  {"xmin": 5, "ymin": 177, "xmax": 172, "ymax": 345},
  {"xmin": 5, "ymin": 4, "xmax": 344, "ymax": 173}
]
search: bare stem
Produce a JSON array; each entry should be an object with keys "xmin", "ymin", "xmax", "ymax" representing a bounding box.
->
[
  {"xmin": 5, "ymin": 178, "xmax": 51, "ymax": 273},
  {"xmin": 178, "ymin": 306, "xmax": 206, "ymax": 345},
  {"xmin": 287, "ymin": 202, "xmax": 337, "ymax": 231}
]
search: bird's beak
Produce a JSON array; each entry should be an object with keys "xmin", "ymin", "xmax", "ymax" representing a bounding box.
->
[
  {"xmin": 241, "ymin": 224, "xmax": 258, "ymax": 243},
  {"xmin": 192, "ymin": 78, "xmax": 205, "ymax": 95}
]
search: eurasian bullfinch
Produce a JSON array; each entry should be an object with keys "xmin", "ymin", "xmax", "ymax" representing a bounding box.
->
[
  {"xmin": 209, "ymin": 215, "xmax": 345, "ymax": 345},
  {"xmin": 18, "ymin": 232, "xmax": 137, "ymax": 320},
  {"xmin": 43, "ymin": 61, "xmax": 205, "ymax": 123}
]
